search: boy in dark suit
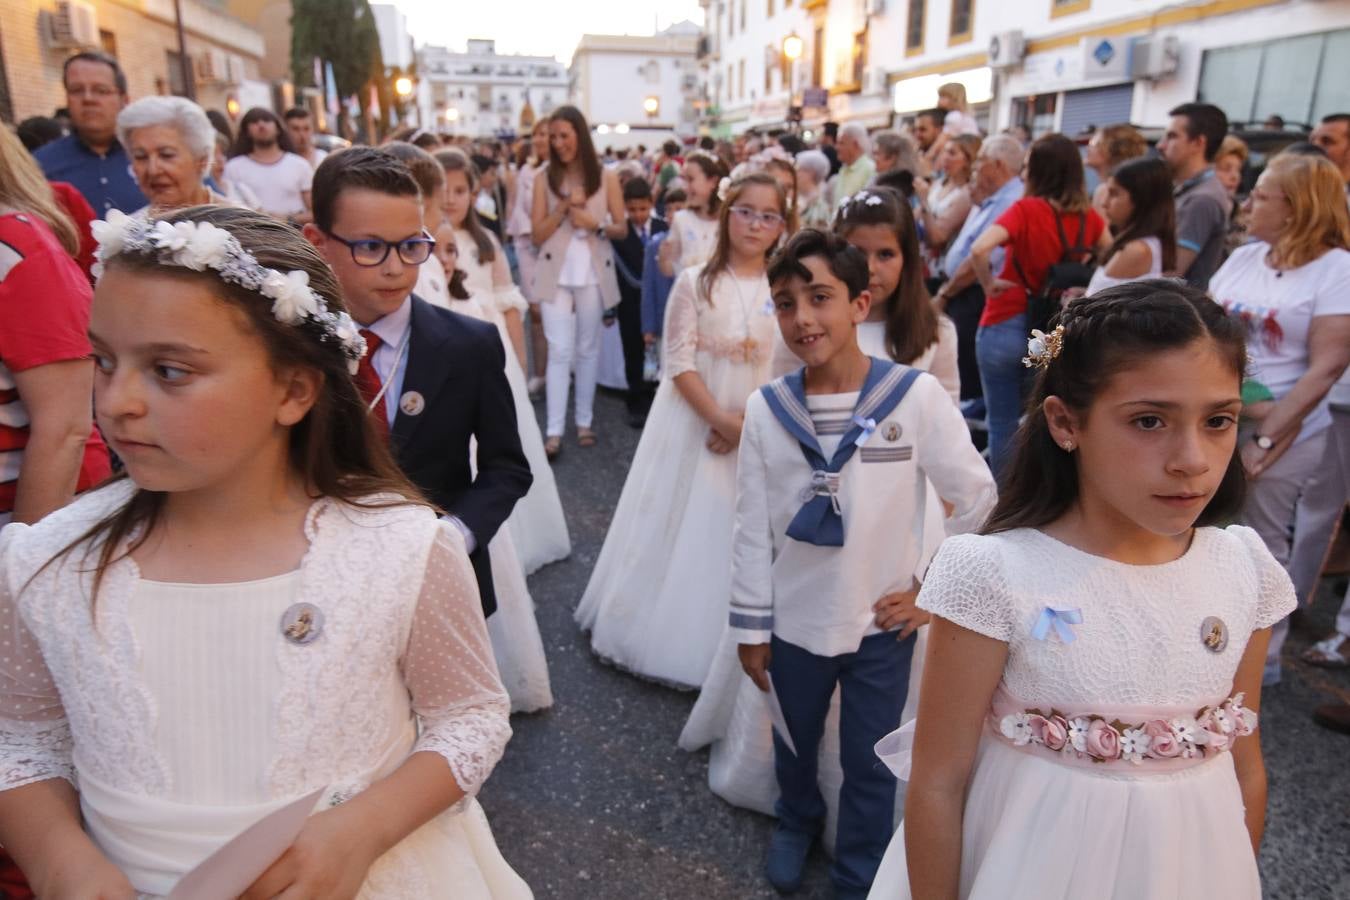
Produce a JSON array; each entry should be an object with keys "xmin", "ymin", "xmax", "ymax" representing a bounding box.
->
[
  {"xmin": 609, "ymin": 176, "xmax": 668, "ymax": 427},
  {"xmin": 305, "ymin": 147, "xmax": 531, "ymax": 617}
]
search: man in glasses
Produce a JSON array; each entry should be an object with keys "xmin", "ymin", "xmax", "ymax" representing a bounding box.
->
[
  {"xmin": 35, "ymin": 51, "xmax": 146, "ymax": 215},
  {"xmin": 305, "ymin": 147, "xmax": 531, "ymax": 617}
]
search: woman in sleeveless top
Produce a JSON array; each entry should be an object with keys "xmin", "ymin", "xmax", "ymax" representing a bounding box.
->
[
  {"xmin": 1086, "ymin": 157, "xmax": 1176, "ymax": 297},
  {"xmin": 530, "ymin": 106, "xmax": 625, "ymax": 457}
]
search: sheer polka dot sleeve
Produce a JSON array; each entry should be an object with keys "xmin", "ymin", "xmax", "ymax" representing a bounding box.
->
[
  {"xmin": 402, "ymin": 524, "xmax": 512, "ymax": 799},
  {"xmin": 916, "ymin": 533, "xmax": 1015, "ymax": 642},
  {"xmin": 661, "ymin": 269, "xmax": 701, "ymax": 379},
  {"xmin": 1227, "ymin": 525, "xmax": 1298, "ymax": 631},
  {"xmin": 0, "ymin": 525, "xmax": 75, "ymax": 791}
]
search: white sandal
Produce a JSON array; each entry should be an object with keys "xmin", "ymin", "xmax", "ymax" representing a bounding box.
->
[{"xmin": 1302, "ymin": 633, "xmax": 1350, "ymax": 668}]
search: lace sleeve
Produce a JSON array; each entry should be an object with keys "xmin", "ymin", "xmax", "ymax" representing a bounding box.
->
[
  {"xmin": 662, "ymin": 269, "xmax": 701, "ymax": 378},
  {"xmin": 489, "ymin": 236, "xmax": 529, "ymax": 314},
  {"xmin": 402, "ymin": 524, "xmax": 512, "ymax": 798},
  {"xmin": 0, "ymin": 526, "xmax": 75, "ymax": 792},
  {"xmin": 916, "ymin": 533, "xmax": 1014, "ymax": 642},
  {"xmin": 1227, "ymin": 525, "xmax": 1298, "ymax": 631}
]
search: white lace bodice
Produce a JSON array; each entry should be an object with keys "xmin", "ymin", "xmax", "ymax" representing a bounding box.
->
[
  {"xmin": 918, "ymin": 526, "xmax": 1295, "ymax": 707},
  {"xmin": 456, "ymin": 227, "xmax": 528, "ymax": 315},
  {"xmin": 0, "ymin": 482, "xmax": 511, "ymax": 804},
  {"xmin": 662, "ymin": 267, "xmax": 778, "ymax": 379}
]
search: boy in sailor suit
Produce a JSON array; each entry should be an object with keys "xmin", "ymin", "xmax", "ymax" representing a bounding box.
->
[{"xmin": 729, "ymin": 230, "xmax": 996, "ymax": 899}]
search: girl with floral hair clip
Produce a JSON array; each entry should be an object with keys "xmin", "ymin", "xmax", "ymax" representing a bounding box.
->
[
  {"xmin": 868, "ymin": 279, "xmax": 1293, "ymax": 900},
  {"xmin": 0, "ymin": 206, "xmax": 530, "ymax": 898}
]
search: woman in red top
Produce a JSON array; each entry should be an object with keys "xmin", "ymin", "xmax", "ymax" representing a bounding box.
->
[
  {"xmin": 969, "ymin": 133, "xmax": 1107, "ymax": 475},
  {"xmin": 0, "ymin": 126, "xmax": 110, "ymax": 526}
]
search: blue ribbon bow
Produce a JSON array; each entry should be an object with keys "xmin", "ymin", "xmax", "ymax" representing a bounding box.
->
[
  {"xmin": 760, "ymin": 360, "xmax": 921, "ymax": 546},
  {"xmin": 1031, "ymin": 606, "xmax": 1083, "ymax": 644},
  {"xmin": 851, "ymin": 415, "xmax": 877, "ymax": 448}
]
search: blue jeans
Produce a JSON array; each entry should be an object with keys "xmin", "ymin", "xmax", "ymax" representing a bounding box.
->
[
  {"xmin": 976, "ymin": 313, "xmax": 1032, "ymax": 478},
  {"xmin": 769, "ymin": 632, "xmax": 915, "ymax": 895}
]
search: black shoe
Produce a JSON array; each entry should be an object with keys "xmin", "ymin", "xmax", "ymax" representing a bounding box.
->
[{"xmin": 765, "ymin": 826, "xmax": 814, "ymax": 893}]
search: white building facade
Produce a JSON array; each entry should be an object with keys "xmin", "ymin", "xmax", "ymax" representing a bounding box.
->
[
  {"xmin": 697, "ymin": 0, "xmax": 1350, "ymax": 135},
  {"xmin": 696, "ymin": 0, "xmax": 813, "ymax": 135},
  {"xmin": 417, "ymin": 39, "xmax": 568, "ymax": 139},
  {"xmin": 568, "ymin": 23, "xmax": 702, "ymax": 136}
]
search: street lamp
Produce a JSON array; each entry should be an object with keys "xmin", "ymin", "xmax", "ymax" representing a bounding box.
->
[
  {"xmin": 445, "ymin": 108, "xmax": 460, "ymax": 124},
  {"xmin": 782, "ymin": 33, "xmax": 804, "ymax": 62},
  {"xmin": 643, "ymin": 95, "xmax": 659, "ymax": 123},
  {"xmin": 394, "ymin": 76, "xmax": 413, "ymax": 98}
]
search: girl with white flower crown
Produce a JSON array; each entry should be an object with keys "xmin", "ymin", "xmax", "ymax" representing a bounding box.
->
[
  {"xmin": 657, "ymin": 150, "xmax": 728, "ymax": 282},
  {"xmin": 869, "ymin": 280, "xmax": 1293, "ymax": 900},
  {"xmin": 576, "ymin": 172, "xmax": 787, "ymax": 689},
  {"xmin": 0, "ymin": 206, "xmax": 530, "ymax": 898}
]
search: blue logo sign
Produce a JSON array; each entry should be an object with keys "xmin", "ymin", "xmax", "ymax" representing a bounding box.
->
[{"xmin": 1093, "ymin": 40, "xmax": 1115, "ymax": 67}]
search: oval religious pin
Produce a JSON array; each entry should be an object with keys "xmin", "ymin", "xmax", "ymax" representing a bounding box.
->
[
  {"xmin": 280, "ymin": 602, "xmax": 324, "ymax": 645},
  {"xmin": 1200, "ymin": 616, "xmax": 1228, "ymax": 653},
  {"xmin": 883, "ymin": 422, "xmax": 902, "ymax": 442},
  {"xmin": 399, "ymin": 390, "xmax": 426, "ymax": 417}
]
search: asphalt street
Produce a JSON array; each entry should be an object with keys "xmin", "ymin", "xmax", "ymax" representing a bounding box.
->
[{"xmin": 479, "ymin": 385, "xmax": 1350, "ymax": 900}]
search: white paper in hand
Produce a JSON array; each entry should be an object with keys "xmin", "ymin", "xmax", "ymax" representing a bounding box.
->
[
  {"xmin": 166, "ymin": 787, "xmax": 324, "ymax": 900},
  {"xmin": 764, "ymin": 673, "xmax": 797, "ymax": 756}
]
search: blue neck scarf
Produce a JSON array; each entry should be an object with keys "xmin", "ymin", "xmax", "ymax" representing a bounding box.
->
[{"xmin": 759, "ymin": 358, "xmax": 922, "ymax": 547}]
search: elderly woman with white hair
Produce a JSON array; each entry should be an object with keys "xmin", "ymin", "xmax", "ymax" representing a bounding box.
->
[
  {"xmin": 795, "ymin": 149, "xmax": 833, "ymax": 230},
  {"xmin": 117, "ymin": 96, "xmax": 229, "ymax": 217}
]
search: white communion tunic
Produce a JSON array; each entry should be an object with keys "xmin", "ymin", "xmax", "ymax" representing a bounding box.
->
[{"xmin": 0, "ymin": 483, "xmax": 531, "ymax": 898}]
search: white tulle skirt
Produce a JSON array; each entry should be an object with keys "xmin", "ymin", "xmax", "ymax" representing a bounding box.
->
[
  {"xmin": 868, "ymin": 736, "xmax": 1259, "ymax": 899},
  {"xmin": 484, "ymin": 527, "xmax": 553, "ymax": 714}
]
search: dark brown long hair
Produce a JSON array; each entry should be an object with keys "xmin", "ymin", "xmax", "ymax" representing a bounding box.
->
[
  {"xmin": 1025, "ymin": 133, "xmax": 1090, "ymax": 213},
  {"xmin": 545, "ymin": 105, "xmax": 602, "ymax": 199},
  {"xmin": 229, "ymin": 107, "xmax": 296, "ymax": 158},
  {"xmin": 434, "ymin": 147, "xmax": 495, "ymax": 264},
  {"xmin": 983, "ymin": 280, "xmax": 1248, "ymax": 534},
  {"xmin": 832, "ymin": 187, "xmax": 937, "ymax": 365},
  {"xmin": 47, "ymin": 206, "xmax": 426, "ymax": 601},
  {"xmin": 697, "ymin": 172, "xmax": 787, "ymax": 304},
  {"xmin": 684, "ymin": 150, "xmax": 729, "ymax": 216},
  {"xmin": 1102, "ymin": 156, "xmax": 1177, "ymax": 272}
]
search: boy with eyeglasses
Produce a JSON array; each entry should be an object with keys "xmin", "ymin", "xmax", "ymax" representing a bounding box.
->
[{"xmin": 304, "ymin": 146, "xmax": 531, "ymax": 617}]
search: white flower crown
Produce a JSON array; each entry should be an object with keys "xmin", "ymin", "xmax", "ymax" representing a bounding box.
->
[
  {"xmin": 91, "ymin": 211, "xmax": 366, "ymax": 374},
  {"xmin": 844, "ymin": 190, "xmax": 885, "ymax": 208}
]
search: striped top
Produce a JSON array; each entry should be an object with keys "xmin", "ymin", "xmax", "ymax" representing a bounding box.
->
[
  {"xmin": 804, "ymin": 391, "xmax": 859, "ymax": 460},
  {"xmin": 0, "ymin": 212, "xmax": 110, "ymax": 521}
]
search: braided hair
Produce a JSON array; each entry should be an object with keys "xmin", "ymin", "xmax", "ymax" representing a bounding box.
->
[{"xmin": 982, "ymin": 279, "xmax": 1249, "ymax": 534}]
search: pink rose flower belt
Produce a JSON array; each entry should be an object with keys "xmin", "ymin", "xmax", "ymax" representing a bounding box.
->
[
  {"xmin": 988, "ymin": 685, "xmax": 1257, "ymax": 772},
  {"xmin": 874, "ymin": 685, "xmax": 1257, "ymax": 782}
]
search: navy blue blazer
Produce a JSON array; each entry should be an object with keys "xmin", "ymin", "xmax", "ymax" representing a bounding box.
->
[{"xmin": 391, "ymin": 296, "xmax": 533, "ymax": 617}]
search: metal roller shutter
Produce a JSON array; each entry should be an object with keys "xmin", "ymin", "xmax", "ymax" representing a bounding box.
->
[{"xmin": 1060, "ymin": 83, "xmax": 1136, "ymax": 136}]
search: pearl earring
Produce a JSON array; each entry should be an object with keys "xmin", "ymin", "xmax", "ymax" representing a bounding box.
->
[{"xmin": 1061, "ymin": 440, "xmax": 1074, "ymax": 452}]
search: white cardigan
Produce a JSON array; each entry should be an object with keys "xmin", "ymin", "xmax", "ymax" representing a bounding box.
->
[{"xmin": 727, "ymin": 368, "xmax": 997, "ymax": 657}]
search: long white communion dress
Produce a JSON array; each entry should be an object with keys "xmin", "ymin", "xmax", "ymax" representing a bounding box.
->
[
  {"xmin": 0, "ymin": 483, "xmax": 531, "ymax": 898},
  {"xmin": 677, "ymin": 316, "xmax": 962, "ymax": 851},
  {"xmin": 449, "ymin": 291, "xmax": 555, "ymax": 714},
  {"xmin": 456, "ymin": 227, "xmax": 572, "ymax": 574},
  {"xmin": 574, "ymin": 266, "xmax": 778, "ymax": 689},
  {"xmin": 868, "ymin": 525, "xmax": 1294, "ymax": 899}
]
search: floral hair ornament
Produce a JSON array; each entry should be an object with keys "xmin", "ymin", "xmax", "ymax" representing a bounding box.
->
[
  {"xmin": 91, "ymin": 211, "xmax": 366, "ymax": 374},
  {"xmin": 844, "ymin": 190, "xmax": 885, "ymax": 209},
  {"xmin": 716, "ymin": 176, "xmax": 732, "ymax": 202},
  {"xmin": 1022, "ymin": 325, "xmax": 1065, "ymax": 370}
]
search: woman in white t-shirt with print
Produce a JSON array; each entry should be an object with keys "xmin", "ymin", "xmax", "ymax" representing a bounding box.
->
[
  {"xmin": 1086, "ymin": 156, "xmax": 1175, "ymax": 296},
  {"xmin": 1209, "ymin": 152, "xmax": 1350, "ymax": 685}
]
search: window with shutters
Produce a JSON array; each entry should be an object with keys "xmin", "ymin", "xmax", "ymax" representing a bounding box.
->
[
  {"xmin": 949, "ymin": 0, "xmax": 973, "ymax": 46},
  {"xmin": 906, "ymin": 1, "xmax": 926, "ymax": 57}
]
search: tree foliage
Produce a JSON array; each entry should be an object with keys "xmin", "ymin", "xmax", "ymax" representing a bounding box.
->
[{"xmin": 290, "ymin": 0, "xmax": 384, "ymax": 102}]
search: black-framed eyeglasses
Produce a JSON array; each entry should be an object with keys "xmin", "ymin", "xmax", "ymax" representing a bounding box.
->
[{"xmin": 325, "ymin": 230, "xmax": 435, "ymax": 267}]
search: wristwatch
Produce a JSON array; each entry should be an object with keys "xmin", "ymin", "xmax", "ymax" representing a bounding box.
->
[{"xmin": 1252, "ymin": 433, "xmax": 1274, "ymax": 451}]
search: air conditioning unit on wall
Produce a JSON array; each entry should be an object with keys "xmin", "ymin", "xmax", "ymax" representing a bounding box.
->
[
  {"xmin": 867, "ymin": 0, "xmax": 887, "ymax": 15},
  {"xmin": 45, "ymin": 0, "xmax": 99, "ymax": 50},
  {"xmin": 1131, "ymin": 35, "xmax": 1181, "ymax": 81},
  {"xmin": 988, "ymin": 30, "xmax": 1026, "ymax": 70}
]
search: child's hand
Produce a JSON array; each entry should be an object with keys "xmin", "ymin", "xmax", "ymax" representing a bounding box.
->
[
  {"xmin": 874, "ymin": 588, "xmax": 929, "ymax": 639},
  {"xmin": 738, "ymin": 642, "xmax": 772, "ymax": 692},
  {"xmin": 718, "ymin": 412, "xmax": 744, "ymax": 447},
  {"xmin": 643, "ymin": 332, "xmax": 656, "ymax": 346},
  {"xmin": 37, "ymin": 846, "xmax": 135, "ymax": 900},
  {"xmin": 706, "ymin": 429, "xmax": 735, "ymax": 454},
  {"xmin": 239, "ymin": 806, "xmax": 381, "ymax": 900}
]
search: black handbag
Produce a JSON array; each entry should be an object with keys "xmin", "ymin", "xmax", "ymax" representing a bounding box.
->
[{"xmin": 1012, "ymin": 200, "xmax": 1095, "ymax": 333}]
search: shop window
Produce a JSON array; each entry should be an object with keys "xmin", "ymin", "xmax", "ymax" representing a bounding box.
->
[
  {"xmin": 1051, "ymin": 0, "xmax": 1090, "ymax": 18},
  {"xmin": 1012, "ymin": 93, "xmax": 1056, "ymax": 138},
  {"xmin": 1199, "ymin": 28, "xmax": 1350, "ymax": 127},
  {"xmin": 949, "ymin": 0, "xmax": 973, "ymax": 46},
  {"xmin": 906, "ymin": 1, "xmax": 926, "ymax": 57}
]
